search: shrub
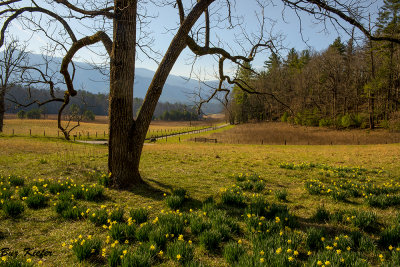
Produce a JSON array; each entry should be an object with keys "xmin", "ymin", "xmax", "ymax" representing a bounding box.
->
[
  {"xmin": 0, "ymin": 257, "xmax": 34, "ymax": 266},
  {"xmin": 67, "ymin": 188, "xmax": 85, "ymax": 200},
  {"xmin": 281, "ymin": 112, "xmax": 289, "ymax": 122},
  {"xmin": 220, "ymin": 188, "xmax": 246, "ymax": 207},
  {"xmin": 89, "ymin": 208, "xmax": 108, "ymax": 226},
  {"xmin": 223, "ymin": 242, "xmax": 245, "ymax": 264},
  {"xmin": 72, "ymin": 237, "xmax": 101, "ymax": 262},
  {"xmin": 341, "ymin": 113, "xmax": 366, "ymax": 128},
  {"xmin": 365, "ymin": 194, "xmax": 400, "ymax": 209},
  {"xmin": 199, "ymin": 229, "xmax": 222, "ymax": 251},
  {"xmin": 48, "ymin": 182, "xmax": 69, "ymax": 194},
  {"xmin": 213, "ymin": 223, "xmax": 230, "ymax": 242},
  {"xmin": 55, "ymin": 200, "xmax": 74, "ymax": 214},
  {"xmin": 0, "ymin": 187, "xmax": 13, "ymax": 200},
  {"xmin": 83, "ymin": 110, "xmax": 95, "ymax": 121},
  {"xmin": 8, "ymin": 175, "xmax": 24, "ymax": 187},
  {"xmin": 121, "ymin": 251, "xmax": 153, "ymax": 267},
  {"xmin": 379, "ymin": 225, "xmax": 400, "ymax": 248},
  {"xmin": 189, "ymin": 215, "xmax": 212, "ymax": 235},
  {"xmin": 129, "ymin": 207, "xmax": 149, "ymax": 224},
  {"xmin": 25, "ymin": 193, "xmax": 49, "ymax": 209},
  {"xmin": 56, "ymin": 201, "xmax": 86, "ymax": 220},
  {"xmin": 350, "ymin": 210, "xmax": 377, "ymax": 232},
  {"xmin": 167, "ymin": 240, "xmax": 194, "ymax": 264},
  {"xmin": 17, "ymin": 110, "xmax": 26, "ymax": 119},
  {"xmin": 26, "ymin": 108, "xmax": 41, "ymax": 119},
  {"xmin": 246, "ymin": 195, "xmax": 268, "ymax": 217},
  {"xmin": 97, "ymin": 172, "xmax": 111, "ymax": 187},
  {"xmin": 3, "ymin": 200, "xmax": 24, "ymax": 218},
  {"xmin": 210, "ymin": 210, "xmax": 240, "ymax": 235},
  {"xmin": 135, "ymin": 223, "xmax": 153, "ymax": 242},
  {"xmin": 304, "ymin": 180, "xmax": 324, "ymax": 195},
  {"xmin": 319, "ymin": 118, "xmax": 332, "ymax": 127},
  {"xmin": 158, "ymin": 213, "xmax": 185, "ymax": 236},
  {"xmin": 306, "ymin": 227, "xmax": 325, "ymax": 251},
  {"xmin": 254, "ymin": 181, "xmax": 266, "ymax": 192},
  {"xmin": 331, "ymin": 189, "xmax": 350, "ymax": 202},
  {"xmin": 110, "ymin": 223, "xmax": 136, "ymax": 243},
  {"xmin": 172, "ymin": 188, "xmax": 187, "ymax": 198},
  {"xmin": 110, "ymin": 208, "xmax": 125, "ymax": 223},
  {"xmin": 275, "ymin": 189, "xmax": 288, "ymax": 202},
  {"xmin": 149, "ymin": 227, "xmax": 168, "ymax": 249},
  {"xmin": 313, "ymin": 206, "xmax": 330, "ymax": 223},
  {"xmin": 84, "ymin": 185, "xmax": 105, "ymax": 202},
  {"xmin": 108, "ymin": 246, "xmax": 125, "ymax": 267},
  {"xmin": 165, "ymin": 195, "xmax": 184, "ymax": 210}
]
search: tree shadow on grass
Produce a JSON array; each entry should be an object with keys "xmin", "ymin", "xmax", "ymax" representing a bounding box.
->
[
  {"xmin": 145, "ymin": 178, "xmax": 174, "ymax": 192},
  {"xmin": 127, "ymin": 180, "xmax": 167, "ymax": 201}
]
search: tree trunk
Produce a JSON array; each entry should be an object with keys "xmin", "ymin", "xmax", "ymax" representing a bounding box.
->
[
  {"xmin": 108, "ymin": 0, "xmax": 214, "ymax": 189},
  {"xmin": 0, "ymin": 90, "xmax": 5, "ymax": 132},
  {"xmin": 108, "ymin": 0, "xmax": 141, "ymax": 188}
]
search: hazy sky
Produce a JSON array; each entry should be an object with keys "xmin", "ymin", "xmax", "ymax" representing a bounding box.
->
[{"xmin": 7, "ymin": 0, "xmax": 382, "ymax": 80}]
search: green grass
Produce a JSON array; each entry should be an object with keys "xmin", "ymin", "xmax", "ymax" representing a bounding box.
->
[{"xmin": 0, "ymin": 136, "xmax": 400, "ymax": 266}]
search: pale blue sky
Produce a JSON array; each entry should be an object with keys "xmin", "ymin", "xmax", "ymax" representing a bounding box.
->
[{"xmin": 7, "ymin": 0, "xmax": 382, "ymax": 80}]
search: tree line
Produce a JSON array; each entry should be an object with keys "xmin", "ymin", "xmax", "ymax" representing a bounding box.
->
[
  {"xmin": 5, "ymin": 85, "xmax": 200, "ymax": 121},
  {"xmin": 229, "ymin": 0, "xmax": 400, "ymax": 132}
]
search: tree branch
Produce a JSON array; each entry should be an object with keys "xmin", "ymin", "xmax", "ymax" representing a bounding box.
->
[
  {"xmin": 54, "ymin": 0, "xmax": 114, "ymax": 19},
  {"xmin": 60, "ymin": 31, "xmax": 112, "ymax": 97},
  {"xmin": 0, "ymin": 6, "xmax": 77, "ymax": 48}
]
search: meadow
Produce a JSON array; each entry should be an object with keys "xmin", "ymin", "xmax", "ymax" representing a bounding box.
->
[
  {"xmin": 0, "ymin": 120, "xmax": 400, "ymax": 266},
  {"xmin": 208, "ymin": 122, "xmax": 400, "ymax": 145},
  {"xmin": 2, "ymin": 115, "xmax": 219, "ymax": 140}
]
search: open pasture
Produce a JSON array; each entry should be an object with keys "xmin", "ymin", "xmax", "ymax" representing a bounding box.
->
[
  {"xmin": 2, "ymin": 114, "xmax": 220, "ymax": 140},
  {"xmin": 0, "ymin": 135, "xmax": 400, "ymax": 266},
  {"xmin": 208, "ymin": 122, "xmax": 400, "ymax": 146}
]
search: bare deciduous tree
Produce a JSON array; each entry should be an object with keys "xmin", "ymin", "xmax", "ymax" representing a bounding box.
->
[{"xmin": 0, "ymin": 38, "xmax": 27, "ymax": 132}]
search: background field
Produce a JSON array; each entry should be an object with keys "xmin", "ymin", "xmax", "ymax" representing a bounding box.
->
[
  {"xmin": 208, "ymin": 122, "xmax": 400, "ymax": 145},
  {"xmin": 2, "ymin": 114, "xmax": 223, "ymax": 139}
]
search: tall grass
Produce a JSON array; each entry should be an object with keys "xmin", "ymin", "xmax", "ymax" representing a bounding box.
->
[{"xmin": 209, "ymin": 122, "xmax": 400, "ymax": 145}]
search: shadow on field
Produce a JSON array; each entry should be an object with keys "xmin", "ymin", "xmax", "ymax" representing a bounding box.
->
[
  {"xmin": 129, "ymin": 180, "xmax": 166, "ymax": 201},
  {"xmin": 145, "ymin": 178, "xmax": 203, "ymax": 210}
]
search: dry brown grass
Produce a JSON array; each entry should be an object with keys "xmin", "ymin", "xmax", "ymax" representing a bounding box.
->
[{"xmin": 208, "ymin": 122, "xmax": 400, "ymax": 145}]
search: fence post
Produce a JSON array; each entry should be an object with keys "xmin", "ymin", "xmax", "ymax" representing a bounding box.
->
[
  {"xmin": 29, "ymin": 129, "xmax": 31, "ymax": 136},
  {"xmin": 12, "ymin": 129, "xmax": 14, "ymax": 135},
  {"xmin": 87, "ymin": 132, "xmax": 89, "ymax": 138},
  {"xmin": 104, "ymin": 131, "xmax": 105, "ymax": 137},
  {"xmin": 261, "ymin": 140, "xmax": 263, "ymax": 145},
  {"xmin": 284, "ymin": 140, "xmax": 286, "ymax": 145},
  {"xmin": 179, "ymin": 137, "xmax": 180, "ymax": 142},
  {"xmin": 96, "ymin": 132, "xmax": 97, "ymax": 138}
]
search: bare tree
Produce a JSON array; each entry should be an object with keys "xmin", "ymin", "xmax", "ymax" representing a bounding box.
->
[{"xmin": 0, "ymin": 38, "xmax": 27, "ymax": 132}]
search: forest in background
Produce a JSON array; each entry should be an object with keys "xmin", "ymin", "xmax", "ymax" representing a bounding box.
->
[
  {"xmin": 228, "ymin": 0, "xmax": 400, "ymax": 132},
  {"xmin": 5, "ymin": 86, "xmax": 205, "ymax": 121}
]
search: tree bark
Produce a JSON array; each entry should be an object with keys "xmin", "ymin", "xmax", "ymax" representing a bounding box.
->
[
  {"xmin": 108, "ymin": 0, "xmax": 141, "ymax": 188},
  {"xmin": 108, "ymin": 0, "xmax": 213, "ymax": 189},
  {"xmin": 0, "ymin": 90, "xmax": 5, "ymax": 132}
]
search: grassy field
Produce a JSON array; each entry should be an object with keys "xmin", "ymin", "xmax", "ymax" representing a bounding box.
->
[
  {"xmin": 208, "ymin": 122, "xmax": 400, "ymax": 145},
  {"xmin": 2, "ymin": 114, "xmax": 222, "ymax": 139},
  {"xmin": 1, "ymin": 128, "xmax": 400, "ymax": 266}
]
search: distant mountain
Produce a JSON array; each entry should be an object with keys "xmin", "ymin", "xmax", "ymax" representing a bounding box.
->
[{"xmin": 25, "ymin": 52, "xmax": 221, "ymax": 106}]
